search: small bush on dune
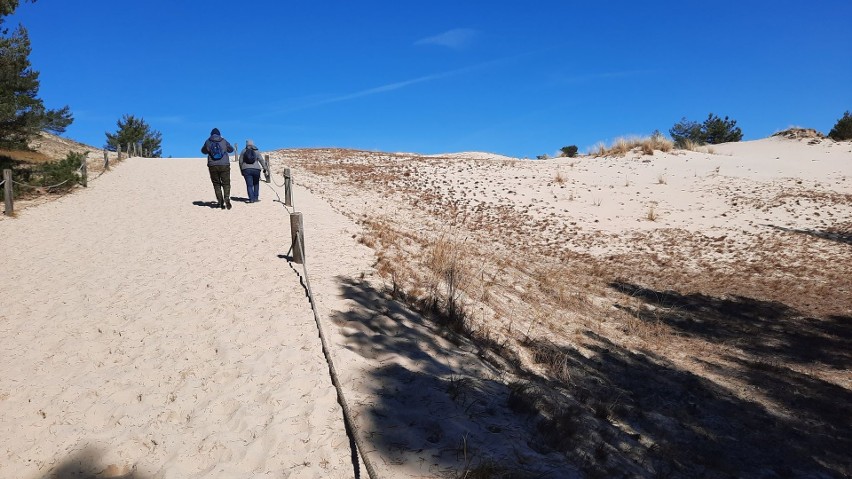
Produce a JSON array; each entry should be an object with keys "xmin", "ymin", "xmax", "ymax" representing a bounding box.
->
[
  {"xmin": 560, "ymin": 145, "xmax": 578, "ymax": 158},
  {"xmin": 828, "ymin": 111, "xmax": 852, "ymax": 141}
]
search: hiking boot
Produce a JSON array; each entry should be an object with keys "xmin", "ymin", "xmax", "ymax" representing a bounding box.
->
[
  {"xmin": 226, "ymin": 201, "xmax": 232, "ymax": 210},
  {"xmin": 218, "ymin": 202, "xmax": 225, "ymax": 209}
]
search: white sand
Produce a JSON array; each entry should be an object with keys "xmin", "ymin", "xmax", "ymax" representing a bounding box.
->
[{"xmin": 0, "ymin": 158, "xmax": 357, "ymax": 478}]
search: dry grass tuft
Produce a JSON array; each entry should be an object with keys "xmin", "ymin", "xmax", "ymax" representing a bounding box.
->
[
  {"xmin": 646, "ymin": 206, "xmax": 658, "ymax": 221},
  {"xmin": 594, "ymin": 134, "xmax": 674, "ymax": 157},
  {"xmin": 554, "ymin": 170, "xmax": 566, "ymax": 184}
]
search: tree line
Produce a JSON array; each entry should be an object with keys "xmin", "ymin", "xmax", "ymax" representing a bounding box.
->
[
  {"xmin": 1, "ymin": 0, "xmax": 162, "ymax": 158},
  {"xmin": 554, "ymin": 110, "xmax": 852, "ymax": 158}
]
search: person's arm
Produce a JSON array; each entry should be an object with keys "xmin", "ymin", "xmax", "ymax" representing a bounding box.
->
[
  {"xmin": 201, "ymin": 141, "xmax": 209, "ymax": 155},
  {"xmin": 226, "ymin": 141, "xmax": 235, "ymax": 153}
]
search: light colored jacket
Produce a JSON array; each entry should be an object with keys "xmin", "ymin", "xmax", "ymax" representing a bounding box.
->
[{"xmin": 239, "ymin": 146, "xmax": 268, "ymax": 172}]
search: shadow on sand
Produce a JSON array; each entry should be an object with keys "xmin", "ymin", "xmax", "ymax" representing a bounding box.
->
[
  {"xmin": 191, "ymin": 200, "xmax": 221, "ymax": 209},
  {"xmin": 328, "ymin": 276, "xmax": 851, "ymax": 478},
  {"xmin": 32, "ymin": 446, "xmax": 144, "ymax": 479}
]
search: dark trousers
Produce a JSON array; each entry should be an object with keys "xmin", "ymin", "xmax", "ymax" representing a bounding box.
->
[
  {"xmin": 242, "ymin": 168, "xmax": 261, "ymax": 202},
  {"xmin": 208, "ymin": 165, "xmax": 231, "ymax": 205}
]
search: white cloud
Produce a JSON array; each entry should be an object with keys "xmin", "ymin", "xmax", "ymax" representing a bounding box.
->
[{"xmin": 414, "ymin": 28, "xmax": 478, "ymax": 49}]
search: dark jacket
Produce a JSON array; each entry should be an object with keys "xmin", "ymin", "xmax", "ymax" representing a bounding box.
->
[
  {"xmin": 239, "ymin": 146, "xmax": 268, "ymax": 172},
  {"xmin": 201, "ymin": 131, "xmax": 234, "ymax": 167}
]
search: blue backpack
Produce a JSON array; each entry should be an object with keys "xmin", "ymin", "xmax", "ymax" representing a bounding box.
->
[
  {"xmin": 208, "ymin": 140, "xmax": 224, "ymax": 160},
  {"xmin": 244, "ymin": 148, "xmax": 257, "ymax": 164}
]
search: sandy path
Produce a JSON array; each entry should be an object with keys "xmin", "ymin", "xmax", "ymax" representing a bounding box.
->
[{"xmin": 0, "ymin": 158, "xmax": 354, "ymax": 478}]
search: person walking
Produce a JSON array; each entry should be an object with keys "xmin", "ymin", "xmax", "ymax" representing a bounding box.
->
[
  {"xmin": 201, "ymin": 128, "xmax": 235, "ymax": 209},
  {"xmin": 239, "ymin": 139, "xmax": 268, "ymax": 203}
]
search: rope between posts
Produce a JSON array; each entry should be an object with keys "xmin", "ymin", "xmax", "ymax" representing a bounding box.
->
[
  {"xmin": 12, "ymin": 178, "xmax": 71, "ymax": 190},
  {"xmin": 6, "ymin": 160, "xmax": 88, "ymax": 191},
  {"xmin": 0, "ymin": 179, "xmax": 4, "ymax": 187},
  {"xmin": 292, "ymin": 232, "xmax": 380, "ymax": 479}
]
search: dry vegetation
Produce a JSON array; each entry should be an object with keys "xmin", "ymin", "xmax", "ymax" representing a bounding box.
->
[
  {"xmin": 1, "ymin": 132, "xmax": 119, "ymax": 212},
  {"xmin": 591, "ymin": 134, "xmax": 673, "ymax": 157},
  {"xmin": 274, "ymin": 146, "xmax": 851, "ymax": 478}
]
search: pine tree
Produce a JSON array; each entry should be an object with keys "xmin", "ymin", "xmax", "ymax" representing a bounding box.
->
[
  {"xmin": 0, "ymin": 0, "xmax": 73, "ymax": 149},
  {"xmin": 828, "ymin": 111, "xmax": 852, "ymax": 141},
  {"xmin": 105, "ymin": 114, "xmax": 163, "ymax": 157}
]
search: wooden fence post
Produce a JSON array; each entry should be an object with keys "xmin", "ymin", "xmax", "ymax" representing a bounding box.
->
[
  {"xmin": 116, "ymin": 145, "xmax": 122, "ymax": 161},
  {"xmin": 264, "ymin": 155, "xmax": 270, "ymax": 183},
  {"xmin": 3, "ymin": 169, "xmax": 13, "ymax": 216},
  {"xmin": 81, "ymin": 159, "xmax": 87, "ymax": 187},
  {"xmin": 234, "ymin": 143, "xmax": 239, "ymax": 162},
  {"xmin": 290, "ymin": 212, "xmax": 304, "ymax": 264},
  {"xmin": 284, "ymin": 168, "xmax": 293, "ymax": 207},
  {"xmin": 103, "ymin": 150, "xmax": 110, "ymax": 170}
]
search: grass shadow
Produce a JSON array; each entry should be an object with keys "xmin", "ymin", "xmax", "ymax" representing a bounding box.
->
[
  {"xmin": 610, "ymin": 281, "xmax": 851, "ymax": 369},
  {"xmin": 330, "ymin": 277, "xmax": 578, "ymax": 478},
  {"xmin": 522, "ymin": 332, "xmax": 850, "ymax": 478}
]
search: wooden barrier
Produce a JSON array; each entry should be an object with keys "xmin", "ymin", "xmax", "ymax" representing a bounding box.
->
[
  {"xmin": 290, "ymin": 212, "xmax": 304, "ymax": 264},
  {"xmin": 103, "ymin": 150, "xmax": 110, "ymax": 170},
  {"xmin": 81, "ymin": 159, "xmax": 87, "ymax": 187},
  {"xmin": 3, "ymin": 169, "xmax": 12, "ymax": 216}
]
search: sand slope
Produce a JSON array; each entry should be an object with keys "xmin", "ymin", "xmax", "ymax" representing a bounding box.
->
[{"xmin": 0, "ymin": 158, "xmax": 354, "ymax": 478}]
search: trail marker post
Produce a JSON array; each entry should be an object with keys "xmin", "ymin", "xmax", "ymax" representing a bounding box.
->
[{"xmin": 81, "ymin": 159, "xmax": 87, "ymax": 187}]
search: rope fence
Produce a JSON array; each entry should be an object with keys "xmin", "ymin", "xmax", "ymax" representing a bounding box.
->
[
  {"xmin": 2, "ymin": 142, "xmax": 142, "ymax": 216},
  {"xmin": 267, "ymin": 163, "xmax": 379, "ymax": 479}
]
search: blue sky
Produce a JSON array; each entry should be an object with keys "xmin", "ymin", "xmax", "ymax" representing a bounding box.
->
[{"xmin": 9, "ymin": 0, "xmax": 852, "ymax": 158}]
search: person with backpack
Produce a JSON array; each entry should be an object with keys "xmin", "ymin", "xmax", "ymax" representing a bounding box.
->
[
  {"xmin": 201, "ymin": 127, "xmax": 235, "ymax": 209},
  {"xmin": 238, "ymin": 139, "xmax": 269, "ymax": 203}
]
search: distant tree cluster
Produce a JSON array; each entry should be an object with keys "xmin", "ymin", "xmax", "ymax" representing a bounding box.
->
[
  {"xmin": 669, "ymin": 114, "xmax": 743, "ymax": 148},
  {"xmin": 105, "ymin": 114, "xmax": 163, "ymax": 157},
  {"xmin": 829, "ymin": 111, "xmax": 852, "ymax": 141},
  {"xmin": 560, "ymin": 145, "xmax": 578, "ymax": 158},
  {"xmin": 0, "ymin": 0, "xmax": 73, "ymax": 149}
]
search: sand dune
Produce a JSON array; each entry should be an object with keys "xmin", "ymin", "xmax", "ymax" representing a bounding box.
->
[{"xmin": 2, "ymin": 136, "xmax": 850, "ymax": 478}]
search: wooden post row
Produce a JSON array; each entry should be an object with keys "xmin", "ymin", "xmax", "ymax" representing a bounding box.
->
[
  {"xmin": 290, "ymin": 212, "xmax": 304, "ymax": 264},
  {"xmin": 3, "ymin": 169, "xmax": 13, "ymax": 216}
]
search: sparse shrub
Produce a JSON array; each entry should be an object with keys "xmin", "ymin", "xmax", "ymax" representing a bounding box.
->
[
  {"xmin": 536, "ymin": 154, "xmax": 549, "ymax": 160},
  {"xmin": 828, "ymin": 111, "xmax": 852, "ymax": 141},
  {"xmin": 561, "ymin": 145, "xmax": 578, "ymax": 158},
  {"xmin": 17, "ymin": 151, "xmax": 84, "ymax": 195}
]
